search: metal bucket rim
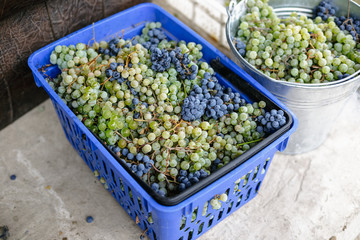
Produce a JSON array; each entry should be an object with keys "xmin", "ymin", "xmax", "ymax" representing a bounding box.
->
[{"xmin": 226, "ymin": 0, "xmax": 360, "ymax": 89}]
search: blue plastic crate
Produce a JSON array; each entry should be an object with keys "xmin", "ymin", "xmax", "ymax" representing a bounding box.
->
[{"xmin": 28, "ymin": 3, "xmax": 297, "ymax": 239}]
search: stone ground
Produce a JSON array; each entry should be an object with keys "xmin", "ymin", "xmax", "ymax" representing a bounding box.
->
[{"xmin": 0, "ymin": 91, "xmax": 360, "ymax": 240}]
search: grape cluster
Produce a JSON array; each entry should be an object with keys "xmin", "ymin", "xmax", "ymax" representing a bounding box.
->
[
  {"xmin": 234, "ymin": 38, "xmax": 247, "ymax": 57},
  {"xmin": 104, "ymin": 62, "xmax": 127, "ymax": 84},
  {"xmin": 181, "ymin": 72, "xmax": 245, "ymax": 121},
  {"xmin": 313, "ymin": 0, "xmax": 360, "ymax": 42},
  {"xmin": 121, "ymin": 148, "xmax": 153, "ymax": 177},
  {"xmin": 177, "ymin": 169, "xmax": 209, "ymax": 192},
  {"xmin": 313, "ymin": 0, "xmax": 336, "ymax": 21},
  {"xmin": 335, "ymin": 16, "xmax": 360, "ymax": 41},
  {"xmin": 257, "ymin": 109, "xmax": 286, "ymax": 133},
  {"xmin": 98, "ymin": 37, "xmax": 121, "ymax": 57},
  {"xmin": 235, "ymin": 0, "xmax": 360, "ymax": 84},
  {"xmin": 142, "ymin": 27, "xmax": 167, "ymax": 51},
  {"xmin": 46, "ymin": 21, "xmax": 287, "ymax": 198},
  {"xmin": 150, "ymin": 48, "xmax": 171, "ymax": 72},
  {"xmin": 170, "ymin": 47, "xmax": 198, "ymax": 80},
  {"xmin": 204, "ymin": 82, "xmax": 244, "ymax": 120},
  {"xmin": 181, "ymin": 92, "xmax": 207, "ymax": 121}
]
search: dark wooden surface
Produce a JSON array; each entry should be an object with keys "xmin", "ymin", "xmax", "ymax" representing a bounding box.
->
[
  {"xmin": 46, "ymin": 0, "xmax": 103, "ymax": 39},
  {"xmin": 0, "ymin": 0, "xmax": 148, "ymax": 131},
  {"xmin": 0, "ymin": 0, "xmax": 43, "ymax": 20}
]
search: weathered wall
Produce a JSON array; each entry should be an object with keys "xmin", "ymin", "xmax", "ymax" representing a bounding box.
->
[{"xmin": 0, "ymin": 0, "xmax": 148, "ymax": 130}]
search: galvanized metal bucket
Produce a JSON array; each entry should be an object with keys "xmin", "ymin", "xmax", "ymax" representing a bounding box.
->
[{"xmin": 226, "ymin": 0, "xmax": 360, "ymax": 154}]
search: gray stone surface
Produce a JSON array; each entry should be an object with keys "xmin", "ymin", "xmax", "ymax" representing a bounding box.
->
[{"xmin": 0, "ymin": 92, "xmax": 360, "ymax": 240}]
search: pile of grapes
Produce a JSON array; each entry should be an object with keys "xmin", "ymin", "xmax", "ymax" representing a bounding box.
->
[
  {"xmin": 234, "ymin": 0, "xmax": 360, "ymax": 83},
  {"xmin": 46, "ymin": 22, "xmax": 287, "ymax": 198}
]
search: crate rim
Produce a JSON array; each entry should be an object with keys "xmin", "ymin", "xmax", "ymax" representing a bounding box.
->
[{"xmin": 27, "ymin": 2, "xmax": 298, "ymax": 210}]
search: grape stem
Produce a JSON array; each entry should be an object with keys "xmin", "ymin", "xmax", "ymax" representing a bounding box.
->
[
  {"xmin": 88, "ymin": 54, "xmax": 101, "ymax": 71},
  {"xmin": 125, "ymin": 50, "xmax": 139, "ymax": 68},
  {"xmin": 164, "ymin": 145, "xmax": 194, "ymax": 153},
  {"xmin": 100, "ymin": 76, "xmax": 112, "ymax": 90},
  {"xmin": 165, "ymin": 149, "xmax": 170, "ymax": 172},
  {"xmin": 114, "ymin": 131, "xmax": 132, "ymax": 143},
  {"xmin": 87, "ymin": 23, "xmax": 96, "ymax": 47},
  {"xmin": 215, "ymin": 121, "xmax": 220, "ymax": 134},
  {"xmin": 120, "ymin": 29, "xmax": 125, "ymax": 39},
  {"xmin": 150, "ymin": 163, "xmax": 172, "ymax": 178},
  {"xmin": 308, "ymin": 39, "xmax": 316, "ymax": 49},
  {"xmin": 67, "ymin": 78, "xmax": 78, "ymax": 90},
  {"xmin": 182, "ymin": 80, "xmax": 188, "ymax": 98},
  {"xmin": 150, "ymin": 163, "xmax": 164, "ymax": 173},
  {"xmin": 237, "ymin": 138, "xmax": 263, "ymax": 147},
  {"xmin": 169, "ymin": 119, "xmax": 184, "ymax": 132},
  {"xmin": 342, "ymin": 18, "xmax": 359, "ymax": 42},
  {"xmin": 208, "ymin": 136, "xmax": 217, "ymax": 144}
]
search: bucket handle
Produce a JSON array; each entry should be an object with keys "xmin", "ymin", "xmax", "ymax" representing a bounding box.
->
[{"xmin": 227, "ymin": 0, "xmax": 238, "ymax": 17}]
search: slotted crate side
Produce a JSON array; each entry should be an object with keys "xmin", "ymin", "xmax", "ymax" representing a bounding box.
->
[
  {"xmin": 49, "ymin": 91, "xmax": 279, "ymax": 240},
  {"xmin": 165, "ymin": 154, "xmax": 276, "ymax": 240}
]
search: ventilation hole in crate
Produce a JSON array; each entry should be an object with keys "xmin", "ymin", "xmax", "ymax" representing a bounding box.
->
[
  {"xmin": 207, "ymin": 216, "xmax": 214, "ymax": 228},
  {"xmin": 185, "ymin": 227, "xmax": 190, "ymax": 232},
  {"xmin": 128, "ymin": 187, "xmax": 134, "ymax": 204},
  {"xmin": 180, "ymin": 215, "xmax": 186, "ymax": 230},
  {"xmin": 243, "ymin": 173, "xmax": 250, "ymax": 187},
  {"xmin": 234, "ymin": 177, "xmax": 241, "ymax": 195},
  {"xmin": 119, "ymin": 178, "xmax": 125, "ymax": 193},
  {"xmin": 82, "ymin": 134, "xmax": 86, "ymax": 141},
  {"xmin": 256, "ymin": 181, "xmax": 262, "ymax": 192},
  {"xmin": 111, "ymin": 169, "xmax": 117, "ymax": 186},
  {"xmin": 236, "ymin": 195, "xmax": 243, "ymax": 207},
  {"xmin": 217, "ymin": 209, "xmax": 224, "ymax": 220},
  {"xmin": 236, "ymin": 189, "xmax": 241, "ymax": 196},
  {"xmin": 137, "ymin": 197, "xmax": 144, "ymax": 214},
  {"xmin": 135, "ymin": 212, "xmax": 139, "ymax": 225},
  {"xmin": 227, "ymin": 201, "xmax": 234, "ymax": 214},
  {"xmin": 148, "ymin": 212, "xmax": 154, "ymax": 224},
  {"xmin": 262, "ymin": 158, "xmax": 270, "ymax": 173},
  {"xmin": 252, "ymin": 165, "xmax": 260, "ymax": 180},
  {"xmin": 188, "ymin": 230, "xmax": 193, "ymax": 240},
  {"xmin": 246, "ymin": 188, "xmax": 252, "ymax": 200},
  {"xmin": 202, "ymin": 201, "xmax": 208, "ymax": 216},
  {"xmin": 206, "ymin": 213, "xmax": 211, "ymax": 218},
  {"xmin": 196, "ymin": 220, "xmax": 201, "ymax": 224},
  {"xmin": 191, "ymin": 208, "xmax": 198, "ymax": 223},
  {"xmin": 197, "ymin": 222, "xmax": 204, "ymax": 235},
  {"xmin": 225, "ymin": 188, "xmax": 230, "ymax": 200},
  {"xmin": 179, "ymin": 237, "xmax": 184, "ymax": 240},
  {"xmin": 153, "ymin": 230, "xmax": 157, "ymax": 240},
  {"xmin": 102, "ymin": 161, "xmax": 108, "ymax": 175}
]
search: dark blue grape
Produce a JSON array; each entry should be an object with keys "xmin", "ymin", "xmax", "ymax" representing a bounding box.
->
[
  {"xmin": 257, "ymin": 109, "xmax": 287, "ymax": 133},
  {"xmin": 151, "ymin": 183, "xmax": 159, "ymax": 191}
]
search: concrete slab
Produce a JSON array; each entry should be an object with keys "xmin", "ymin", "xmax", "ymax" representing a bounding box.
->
[{"xmin": 0, "ymin": 91, "xmax": 360, "ymax": 240}]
